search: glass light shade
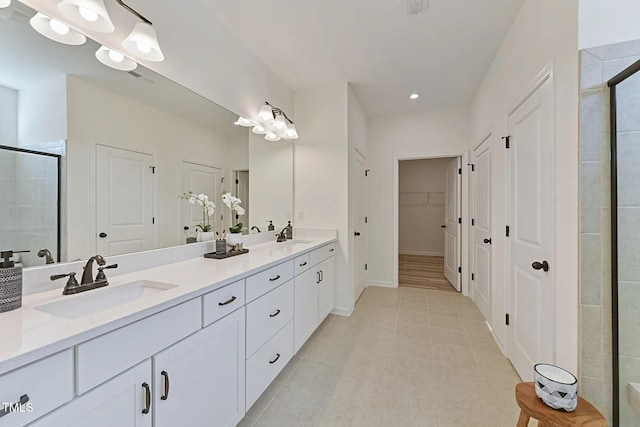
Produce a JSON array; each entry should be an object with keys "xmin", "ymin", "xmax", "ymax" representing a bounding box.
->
[
  {"xmin": 95, "ymin": 45, "xmax": 137, "ymax": 71},
  {"xmin": 30, "ymin": 12, "xmax": 86, "ymax": 45},
  {"xmin": 58, "ymin": 0, "xmax": 114, "ymax": 33},
  {"xmin": 252, "ymin": 124, "xmax": 267, "ymax": 135},
  {"xmin": 265, "ymin": 132, "xmax": 281, "ymax": 142},
  {"xmin": 0, "ymin": 0, "xmax": 10, "ymax": 9},
  {"xmin": 258, "ymin": 104, "xmax": 273, "ymax": 122},
  {"xmin": 273, "ymin": 114, "xmax": 287, "ymax": 131},
  {"xmin": 234, "ymin": 117, "xmax": 253, "ymax": 127},
  {"xmin": 284, "ymin": 123, "xmax": 299, "ymax": 140},
  {"xmin": 122, "ymin": 21, "xmax": 164, "ymax": 62}
]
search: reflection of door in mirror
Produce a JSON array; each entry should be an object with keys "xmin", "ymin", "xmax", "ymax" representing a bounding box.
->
[
  {"xmin": 234, "ymin": 170, "xmax": 249, "ymax": 233},
  {"xmin": 180, "ymin": 162, "xmax": 222, "ymax": 239},
  {"xmin": 96, "ymin": 145, "xmax": 154, "ymax": 256}
]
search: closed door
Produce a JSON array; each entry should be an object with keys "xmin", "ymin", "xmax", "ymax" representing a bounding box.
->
[
  {"xmin": 472, "ymin": 136, "xmax": 492, "ymax": 321},
  {"xmin": 180, "ymin": 162, "xmax": 222, "ymax": 234},
  {"xmin": 354, "ymin": 152, "xmax": 368, "ymax": 301},
  {"xmin": 507, "ymin": 76, "xmax": 554, "ymax": 381},
  {"xmin": 444, "ymin": 157, "xmax": 461, "ymax": 291},
  {"xmin": 96, "ymin": 145, "xmax": 154, "ymax": 256},
  {"xmin": 294, "ymin": 268, "xmax": 319, "ymax": 353}
]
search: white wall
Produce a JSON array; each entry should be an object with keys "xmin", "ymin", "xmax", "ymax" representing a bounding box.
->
[
  {"xmin": 294, "ymin": 84, "xmax": 351, "ymax": 312},
  {"xmin": 66, "ymin": 76, "xmax": 242, "ymax": 260},
  {"xmin": 579, "ymin": 0, "xmax": 640, "ymax": 49},
  {"xmin": 399, "ymin": 158, "xmax": 449, "ymax": 256},
  {"xmin": 367, "ymin": 107, "xmax": 470, "ymax": 287},
  {"xmin": 0, "ymin": 85, "xmax": 18, "ymax": 146},
  {"xmin": 470, "ymin": 0, "xmax": 579, "ymax": 372},
  {"xmin": 17, "ymin": 75, "xmax": 67, "ymax": 147}
]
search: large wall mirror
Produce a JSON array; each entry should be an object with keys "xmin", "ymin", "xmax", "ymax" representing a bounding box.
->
[{"xmin": 0, "ymin": 1, "xmax": 293, "ymax": 268}]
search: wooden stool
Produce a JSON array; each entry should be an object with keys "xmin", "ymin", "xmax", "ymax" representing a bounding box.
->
[{"xmin": 515, "ymin": 382, "xmax": 607, "ymax": 427}]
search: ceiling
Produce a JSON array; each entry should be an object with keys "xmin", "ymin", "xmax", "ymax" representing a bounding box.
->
[{"xmin": 205, "ymin": 0, "xmax": 526, "ymax": 116}]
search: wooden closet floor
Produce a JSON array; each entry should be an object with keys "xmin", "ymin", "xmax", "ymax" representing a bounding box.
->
[{"xmin": 398, "ymin": 254, "xmax": 456, "ymax": 292}]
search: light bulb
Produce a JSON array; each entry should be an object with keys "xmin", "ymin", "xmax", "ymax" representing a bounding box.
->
[
  {"xmin": 108, "ymin": 50, "xmax": 124, "ymax": 63},
  {"xmin": 285, "ymin": 124, "xmax": 299, "ymax": 139},
  {"xmin": 273, "ymin": 115, "xmax": 286, "ymax": 131},
  {"xmin": 252, "ymin": 125, "xmax": 267, "ymax": 135},
  {"xmin": 78, "ymin": 6, "xmax": 98, "ymax": 22},
  {"xmin": 136, "ymin": 40, "xmax": 152, "ymax": 54},
  {"xmin": 0, "ymin": 0, "xmax": 10, "ymax": 9},
  {"xmin": 234, "ymin": 117, "xmax": 253, "ymax": 127},
  {"xmin": 49, "ymin": 19, "xmax": 70, "ymax": 35},
  {"xmin": 258, "ymin": 104, "xmax": 273, "ymax": 122},
  {"xmin": 265, "ymin": 132, "xmax": 281, "ymax": 142}
]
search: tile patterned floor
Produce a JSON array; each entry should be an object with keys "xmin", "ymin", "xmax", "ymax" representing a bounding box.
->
[{"xmin": 239, "ymin": 286, "xmax": 525, "ymax": 427}]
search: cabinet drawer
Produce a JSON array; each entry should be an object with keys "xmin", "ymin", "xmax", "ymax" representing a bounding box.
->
[
  {"xmin": 0, "ymin": 350, "xmax": 74, "ymax": 427},
  {"xmin": 203, "ymin": 279, "xmax": 245, "ymax": 326},
  {"xmin": 246, "ymin": 280, "xmax": 293, "ymax": 357},
  {"xmin": 246, "ymin": 260, "xmax": 294, "ymax": 303},
  {"xmin": 294, "ymin": 253, "xmax": 311, "ymax": 276},
  {"xmin": 76, "ymin": 298, "xmax": 201, "ymax": 394},
  {"xmin": 326, "ymin": 242, "xmax": 336, "ymax": 257},
  {"xmin": 309, "ymin": 246, "xmax": 327, "ymax": 266},
  {"xmin": 246, "ymin": 321, "xmax": 293, "ymax": 410}
]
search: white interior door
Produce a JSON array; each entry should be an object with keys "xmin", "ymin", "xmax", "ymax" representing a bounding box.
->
[
  {"xmin": 472, "ymin": 137, "xmax": 492, "ymax": 321},
  {"xmin": 507, "ymin": 77, "xmax": 554, "ymax": 381},
  {"xmin": 354, "ymin": 152, "xmax": 368, "ymax": 302},
  {"xmin": 444, "ymin": 157, "xmax": 461, "ymax": 291},
  {"xmin": 96, "ymin": 145, "xmax": 154, "ymax": 256},
  {"xmin": 180, "ymin": 162, "xmax": 222, "ymax": 235}
]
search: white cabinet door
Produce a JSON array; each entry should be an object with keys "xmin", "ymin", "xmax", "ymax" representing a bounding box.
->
[
  {"xmin": 29, "ymin": 360, "xmax": 152, "ymax": 427},
  {"xmin": 294, "ymin": 267, "xmax": 319, "ymax": 353},
  {"xmin": 318, "ymin": 257, "xmax": 335, "ymax": 322},
  {"xmin": 153, "ymin": 308, "xmax": 245, "ymax": 427}
]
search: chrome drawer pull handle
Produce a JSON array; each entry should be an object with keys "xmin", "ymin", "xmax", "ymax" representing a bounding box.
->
[
  {"xmin": 269, "ymin": 353, "xmax": 281, "ymax": 364},
  {"xmin": 218, "ymin": 296, "xmax": 237, "ymax": 306},
  {"xmin": 270, "ymin": 309, "xmax": 281, "ymax": 318},
  {"xmin": 299, "ymin": 262, "xmax": 307, "ymax": 266},
  {"xmin": 328, "ymin": 248, "xmax": 334, "ymax": 252},
  {"xmin": 0, "ymin": 394, "xmax": 29, "ymax": 418},
  {"xmin": 161, "ymin": 371, "xmax": 170, "ymax": 401},
  {"xmin": 142, "ymin": 383, "xmax": 151, "ymax": 414},
  {"xmin": 269, "ymin": 275, "xmax": 281, "ymax": 282}
]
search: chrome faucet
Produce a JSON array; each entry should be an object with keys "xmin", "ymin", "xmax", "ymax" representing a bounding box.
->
[
  {"xmin": 251, "ymin": 226, "xmax": 261, "ymax": 233},
  {"xmin": 37, "ymin": 248, "xmax": 55, "ymax": 264},
  {"xmin": 81, "ymin": 255, "xmax": 106, "ymax": 285},
  {"xmin": 276, "ymin": 227, "xmax": 287, "ymax": 242}
]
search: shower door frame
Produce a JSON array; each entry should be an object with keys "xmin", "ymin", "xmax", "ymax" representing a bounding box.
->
[
  {"xmin": 0, "ymin": 144, "xmax": 62, "ymax": 262},
  {"xmin": 607, "ymin": 58, "xmax": 640, "ymax": 427}
]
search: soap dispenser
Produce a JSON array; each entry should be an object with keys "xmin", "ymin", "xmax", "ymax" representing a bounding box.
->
[
  {"xmin": 268, "ymin": 220, "xmax": 275, "ymax": 231},
  {"xmin": 286, "ymin": 221, "xmax": 293, "ymax": 240},
  {"xmin": 0, "ymin": 250, "xmax": 30, "ymax": 313}
]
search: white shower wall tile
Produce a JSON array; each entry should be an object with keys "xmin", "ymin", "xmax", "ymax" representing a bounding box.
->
[
  {"xmin": 580, "ymin": 161, "xmax": 602, "ymax": 233},
  {"xmin": 615, "ymin": 71, "xmax": 640, "ymax": 133},
  {"xmin": 617, "ymin": 207, "xmax": 640, "ymax": 282},
  {"xmin": 580, "ymin": 233, "xmax": 602, "ymax": 305},
  {"xmin": 617, "ymin": 132, "xmax": 640, "ymax": 206},
  {"xmin": 581, "ymin": 305, "xmax": 603, "ymax": 378},
  {"xmin": 581, "ymin": 50, "xmax": 604, "ymax": 91},
  {"xmin": 619, "ymin": 282, "xmax": 640, "ymax": 358},
  {"xmin": 602, "ymin": 55, "xmax": 640, "ymax": 82},
  {"xmin": 619, "ymin": 356, "xmax": 640, "ymax": 425}
]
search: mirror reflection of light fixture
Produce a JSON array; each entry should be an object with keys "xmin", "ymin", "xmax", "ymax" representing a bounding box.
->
[
  {"xmin": 0, "ymin": 0, "xmax": 11, "ymax": 9},
  {"xmin": 30, "ymin": 12, "xmax": 87, "ymax": 45},
  {"xmin": 58, "ymin": 0, "xmax": 115, "ymax": 33},
  {"xmin": 235, "ymin": 102, "xmax": 299, "ymax": 142},
  {"xmin": 95, "ymin": 45, "xmax": 137, "ymax": 71},
  {"xmin": 117, "ymin": 0, "xmax": 164, "ymax": 62}
]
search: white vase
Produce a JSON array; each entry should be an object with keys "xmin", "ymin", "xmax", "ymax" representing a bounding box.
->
[
  {"xmin": 226, "ymin": 232, "xmax": 242, "ymax": 246},
  {"xmin": 196, "ymin": 231, "xmax": 215, "ymax": 242}
]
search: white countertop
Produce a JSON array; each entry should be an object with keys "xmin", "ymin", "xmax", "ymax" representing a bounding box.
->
[{"xmin": 0, "ymin": 235, "xmax": 336, "ymax": 375}]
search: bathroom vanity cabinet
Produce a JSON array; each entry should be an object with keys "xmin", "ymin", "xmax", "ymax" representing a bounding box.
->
[{"xmin": 0, "ymin": 240, "xmax": 336, "ymax": 427}]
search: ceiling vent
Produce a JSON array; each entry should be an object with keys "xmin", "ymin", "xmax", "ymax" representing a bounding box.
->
[
  {"xmin": 407, "ymin": 0, "xmax": 425, "ymax": 15},
  {"xmin": 127, "ymin": 70, "xmax": 155, "ymax": 84}
]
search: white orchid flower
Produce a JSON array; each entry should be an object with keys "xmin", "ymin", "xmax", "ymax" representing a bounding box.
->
[{"xmin": 235, "ymin": 205, "xmax": 245, "ymax": 216}]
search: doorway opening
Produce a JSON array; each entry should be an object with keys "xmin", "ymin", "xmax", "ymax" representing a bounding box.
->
[{"xmin": 397, "ymin": 157, "xmax": 461, "ymax": 292}]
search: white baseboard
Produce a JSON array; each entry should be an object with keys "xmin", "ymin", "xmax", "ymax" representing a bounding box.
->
[
  {"xmin": 368, "ymin": 280, "xmax": 397, "ymax": 288},
  {"xmin": 399, "ymin": 250, "xmax": 444, "ymax": 257},
  {"xmin": 331, "ymin": 306, "xmax": 354, "ymax": 317}
]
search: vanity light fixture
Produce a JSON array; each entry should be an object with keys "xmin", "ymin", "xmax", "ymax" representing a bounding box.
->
[
  {"xmin": 58, "ymin": 0, "xmax": 115, "ymax": 33},
  {"xmin": 117, "ymin": 0, "xmax": 164, "ymax": 62},
  {"xmin": 235, "ymin": 102, "xmax": 299, "ymax": 141},
  {"xmin": 0, "ymin": 0, "xmax": 10, "ymax": 9},
  {"xmin": 95, "ymin": 45, "xmax": 137, "ymax": 71},
  {"xmin": 30, "ymin": 12, "xmax": 87, "ymax": 45}
]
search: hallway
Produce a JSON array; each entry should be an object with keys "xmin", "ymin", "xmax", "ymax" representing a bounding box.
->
[{"xmin": 240, "ymin": 286, "xmax": 522, "ymax": 427}]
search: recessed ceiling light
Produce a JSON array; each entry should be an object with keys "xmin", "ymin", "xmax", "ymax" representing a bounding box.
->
[{"xmin": 410, "ymin": 93, "xmax": 420, "ymax": 100}]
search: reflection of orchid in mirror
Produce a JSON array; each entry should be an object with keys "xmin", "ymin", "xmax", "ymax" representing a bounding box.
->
[
  {"xmin": 222, "ymin": 192, "xmax": 245, "ymax": 233},
  {"xmin": 178, "ymin": 191, "xmax": 215, "ymax": 232}
]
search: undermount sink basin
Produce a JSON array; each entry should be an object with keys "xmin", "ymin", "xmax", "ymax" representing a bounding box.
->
[{"xmin": 35, "ymin": 280, "xmax": 177, "ymax": 319}]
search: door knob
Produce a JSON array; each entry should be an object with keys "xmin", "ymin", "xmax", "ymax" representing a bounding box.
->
[
  {"xmin": 441, "ymin": 225, "xmax": 446, "ymax": 229},
  {"xmin": 532, "ymin": 261, "xmax": 549, "ymax": 272},
  {"xmin": 99, "ymin": 232, "xmax": 107, "ymax": 238},
  {"xmin": 483, "ymin": 238, "xmax": 492, "ymax": 244},
  {"xmin": 354, "ymin": 232, "xmax": 361, "ymax": 237}
]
